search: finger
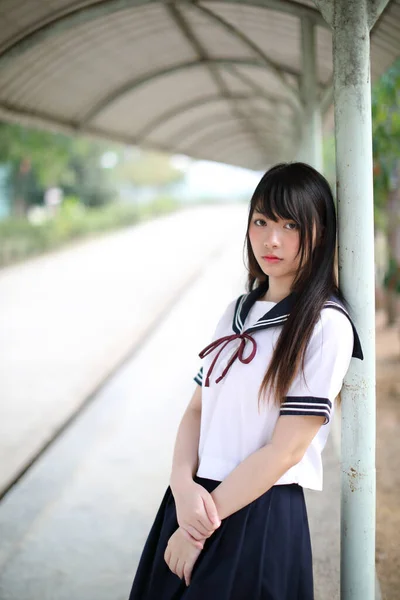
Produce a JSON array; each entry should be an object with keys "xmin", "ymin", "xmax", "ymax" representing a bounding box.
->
[
  {"xmin": 184, "ymin": 564, "xmax": 192, "ymax": 587},
  {"xmin": 176, "ymin": 559, "xmax": 184, "ymax": 580},
  {"xmin": 184, "ymin": 524, "xmax": 207, "ymax": 543},
  {"xmin": 202, "ymin": 494, "xmax": 221, "ymax": 528},
  {"xmin": 182, "ymin": 524, "xmax": 202, "ymax": 541},
  {"xmin": 183, "ymin": 516, "xmax": 208, "ymax": 537},
  {"xmin": 171, "ymin": 556, "xmax": 179, "ymax": 576},
  {"xmin": 164, "ymin": 547, "xmax": 171, "ymax": 567},
  {"xmin": 195, "ymin": 518, "xmax": 214, "ymax": 537},
  {"xmin": 181, "ymin": 528, "xmax": 204, "ymax": 550},
  {"xmin": 180, "ymin": 517, "xmax": 210, "ymax": 540}
]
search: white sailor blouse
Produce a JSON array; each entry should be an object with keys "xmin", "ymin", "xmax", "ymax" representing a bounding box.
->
[{"xmin": 193, "ymin": 283, "xmax": 363, "ymax": 490}]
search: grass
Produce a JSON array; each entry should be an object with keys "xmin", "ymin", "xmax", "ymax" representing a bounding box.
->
[{"xmin": 0, "ymin": 197, "xmax": 182, "ymax": 269}]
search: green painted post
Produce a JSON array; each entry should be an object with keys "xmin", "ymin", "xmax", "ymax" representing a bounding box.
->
[{"xmin": 315, "ymin": 0, "xmax": 377, "ymax": 597}]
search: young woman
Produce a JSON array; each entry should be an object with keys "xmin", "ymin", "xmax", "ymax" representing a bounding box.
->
[{"xmin": 128, "ymin": 162, "xmax": 363, "ymax": 600}]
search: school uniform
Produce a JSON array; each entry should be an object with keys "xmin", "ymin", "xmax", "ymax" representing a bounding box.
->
[{"xmin": 128, "ymin": 280, "xmax": 363, "ymax": 600}]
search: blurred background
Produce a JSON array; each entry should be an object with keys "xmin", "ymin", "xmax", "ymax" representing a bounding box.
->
[{"xmin": 0, "ymin": 12, "xmax": 398, "ymax": 600}]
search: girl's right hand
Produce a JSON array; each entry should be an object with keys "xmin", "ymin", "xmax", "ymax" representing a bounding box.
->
[{"xmin": 172, "ymin": 480, "xmax": 221, "ymax": 546}]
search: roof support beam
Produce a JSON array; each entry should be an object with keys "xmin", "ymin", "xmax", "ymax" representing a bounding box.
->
[
  {"xmin": 190, "ymin": 1, "xmax": 302, "ymax": 110},
  {"xmin": 223, "ymin": 64, "xmax": 298, "ymax": 134},
  {"xmin": 135, "ymin": 92, "xmax": 283, "ymax": 141},
  {"xmin": 367, "ymin": 0, "xmax": 392, "ymax": 28},
  {"xmin": 0, "ymin": 0, "xmax": 328, "ymax": 68},
  {"xmin": 297, "ymin": 17, "xmax": 322, "ymax": 170},
  {"xmin": 320, "ymin": 83, "xmax": 333, "ymax": 114},
  {"xmin": 218, "ymin": 0, "xmax": 327, "ymax": 25},
  {"xmin": 166, "ymin": 1, "xmax": 271, "ymax": 160},
  {"xmin": 315, "ymin": 0, "xmax": 391, "ymax": 29},
  {"xmin": 76, "ymin": 58, "xmax": 297, "ymax": 127},
  {"xmin": 319, "ymin": 1, "xmax": 396, "ymax": 118},
  {"xmin": 0, "ymin": 101, "xmax": 173, "ymax": 153}
]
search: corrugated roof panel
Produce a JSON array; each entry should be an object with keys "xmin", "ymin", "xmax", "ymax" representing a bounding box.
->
[
  {"xmin": 250, "ymin": 96, "xmax": 293, "ymax": 117},
  {"xmin": 0, "ymin": 0, "xmax": 397, "ymax": 169},
  {"xmin": 187, "ymin": 124, "xmax": 280, "ymax": 156},
  {"xmin": 197, "ymin": 2, "xmax": 303, "ymax": 82},
  {"xmin": 0, "ymin": 5, "xmax": 199, "ymax": 119},
  {"xmin": 156, "ymin": 104, "xmax": 279, "ymax": 150},
  {"xmin": 0, "ymin": 1, "xmax": 104, "ymax": 56},
  {"xmin": 216, "ymin": 68, "xmax": 262, "ymax": 95},
  {"xmin": 92, "ymin": 68, "xmax": 221, "ymax": 136},
  {"xmin": 371, "ymin": 1, "xmax": 400, "ymax": 78},
  {"xmin": 170, "ymin": 3, "xmax": 261, "ymax": 61},
  {"xmin": 203, "ymin": 134, "xmax": 281, "ymax": 168},
  {"xmin": 182, "ymin": 126, "xmax": 257, "ymax": 156},
  {"xmin": 147, "ymin": 98, "xmax": 239, "ymax": 145},
  {"xmin": 227, "ymin": 64, "xmax": 296, "ymax": 99}
]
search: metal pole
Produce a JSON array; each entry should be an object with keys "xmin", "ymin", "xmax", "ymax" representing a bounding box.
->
[
  {"xmin": 331, "ymin": 1, "xmax": 376, "ymax": 598},
  {"xmin": 300, "ymin": 17, "xmax": 323, "ymax": 171}
]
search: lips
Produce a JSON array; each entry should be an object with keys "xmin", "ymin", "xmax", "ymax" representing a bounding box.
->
[{"xmin": 262, "ymin": 255, "xmax": 281, "ymax": 260}]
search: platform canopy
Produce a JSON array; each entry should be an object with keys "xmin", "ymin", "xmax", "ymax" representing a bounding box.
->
[{"xmin": 0, "ymin": 0, "xmax": 399, "ymax": 170}]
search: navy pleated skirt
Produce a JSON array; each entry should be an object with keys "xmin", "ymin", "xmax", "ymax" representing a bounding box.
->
[{"xmin": 128, "ymin": 475, "xmax": 314, "ymax": 600}]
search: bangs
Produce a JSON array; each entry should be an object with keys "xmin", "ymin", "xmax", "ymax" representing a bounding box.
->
[{"xmin": 252, "ymin": 175, "xmax": 303, "ymax": 225}]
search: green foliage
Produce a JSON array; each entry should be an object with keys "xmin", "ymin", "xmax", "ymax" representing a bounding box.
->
[
  {"xmin": 0, "ymin": 122, "xmax": 119, "ymax": 211},
  {"xmin": 0, "ymin": 197, "xmax": 182, "ymax": 268},
  {"xmin": 323, "ymin": 58, "xmax": 400, "ymax": 220},
  {"xmin": 0, "ymin": 121, "xmax": 189, "ymax": 268},
  {"xmin": 114, "ymin": 149, "xmax": 185, "ymax": 188},
  {"xmin": 383, "ymin": 256, "xmax": 400, "ymax": 294},
  {"xmin": 371, "ymin": 58, "xmax": 400, "ymax": 226},
  {"xmin": 62, "ymin": 137, "xmax": 120, "ymax": 207},
  {"xmin": 0, "ymin": 121, "xmax": 186, "ymax": 214},
  {"xmin": 0, "ymin": 122, "xmax": 73, "ymax": 187}
]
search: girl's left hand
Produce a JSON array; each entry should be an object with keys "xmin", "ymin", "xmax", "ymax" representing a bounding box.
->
[{"xmin": 164, "ymin": 526, "xmax": 202, "ymax": 586}]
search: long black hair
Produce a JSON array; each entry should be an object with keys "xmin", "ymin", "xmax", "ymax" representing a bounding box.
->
[{"xmin": 244, "ymin": 162, "xmax": 348, "ymax": 407}]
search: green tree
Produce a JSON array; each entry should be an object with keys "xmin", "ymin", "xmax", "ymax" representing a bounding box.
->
[
  {"xmin": 115, "ymin": 149, "xmax": 184, "ymax": 189},
  {"xmin": 371, "ymin": 57, "xmax": 400, "ymax": 324},
  {"xmin": 0, "ymin": 122, "xmax": 119, "ymax": 213},
  {"xmin": 63, "ymin": 137, "xmax": 119, "ymax": 207},
  {"xmin": 0, "ymin": 123, "xmax": 73, "ymax": 215}
]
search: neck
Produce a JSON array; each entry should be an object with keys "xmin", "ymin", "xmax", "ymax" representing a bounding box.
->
[{"xmin": 263, "ymin": 276, "xmax": 293, "ymax": 303}]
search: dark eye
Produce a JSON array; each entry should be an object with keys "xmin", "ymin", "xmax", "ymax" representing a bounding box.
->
[
  {"xmin": 285, "ymin": 222, "xmax": 298, "ymax": 230},
  {"xmin": 254, "ymin": 218, "xmax": 266, "ymax": 226}
]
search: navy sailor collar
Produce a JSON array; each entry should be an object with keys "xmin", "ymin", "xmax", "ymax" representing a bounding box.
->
[{"xmin": 233, "ymin": 281, "xmax": 363, "ymax": 360}]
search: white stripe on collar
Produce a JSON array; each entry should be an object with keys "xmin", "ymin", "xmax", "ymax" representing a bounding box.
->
[
  {"xmin": 247, "ymin": 314, "xmax": 290, "ymax": 331},
  {"xmin": 235, "ymin": 294, "xmax": 247, "ymax": 331}
]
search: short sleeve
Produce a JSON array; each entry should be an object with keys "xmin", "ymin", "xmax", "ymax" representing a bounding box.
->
[
  {"xmin": 192, "ymin": 297, "xmax": 239, "ymax": 387},
  {"xmin": 194, "ymin": 366, "xmax": 203, "ymax": 387},
  {"xmin": 279, "ymin": 308, "xmax": 354, "ymax": 425}
]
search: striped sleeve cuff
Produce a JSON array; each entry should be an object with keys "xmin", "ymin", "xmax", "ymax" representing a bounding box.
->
[
  {"xmin": 194, "ymin": 366, "xmax": 203, "ymax": 386},
  {"xmin": 279, "ymin": 396, "xmax": 333, "ymax": 425}
]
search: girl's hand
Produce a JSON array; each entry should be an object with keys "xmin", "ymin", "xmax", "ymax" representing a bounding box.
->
[
  {"xmin": 172, "ymin": 480, "xmax": 221, "ymax": 544},
  {"xmin": 164, "ymin": 527, "xmax": 202, "ymax": 587}
]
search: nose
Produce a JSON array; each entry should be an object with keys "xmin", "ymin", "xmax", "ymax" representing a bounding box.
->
[{"xmin": 263, "ymin": 225, "xmax": 280, "ymax": 248}]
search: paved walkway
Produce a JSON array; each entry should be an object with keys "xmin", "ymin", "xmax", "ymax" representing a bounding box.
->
[
  {"xmin": 0, "ymin": 205, "xmax": 375, "ymax": 599},
  {"xmin": 0, "ymin": 204, "xmax": 246, "ymax": 496}
]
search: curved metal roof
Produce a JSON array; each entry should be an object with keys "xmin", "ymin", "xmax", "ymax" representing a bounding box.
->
[{"xmin": 0, "ymin": 0, "xmax": 398, "ymax": 170}]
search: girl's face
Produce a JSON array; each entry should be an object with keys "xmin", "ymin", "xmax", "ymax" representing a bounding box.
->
[{"xmin": 248, "ymin": 209, "xmax": 303, "ymax": 284}]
